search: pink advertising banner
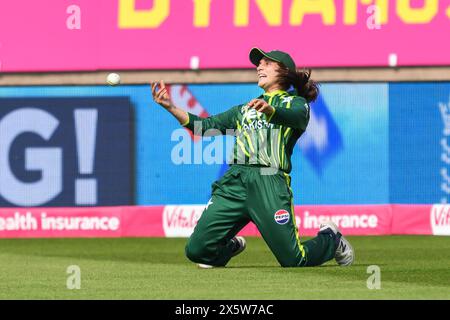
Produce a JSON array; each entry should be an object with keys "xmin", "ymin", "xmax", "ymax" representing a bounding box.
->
[
  {"xmin": 0, "ymin": 0, "xmax": 449, "ymax": 72},
  {"xmin": 0, "ymin": 204, "xmax": 448, "ymax": 238}
]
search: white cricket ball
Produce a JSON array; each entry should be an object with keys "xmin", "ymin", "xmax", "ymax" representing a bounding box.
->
[{"xmin": 106, "ymin": 73, "xmax": 121, "ymax": 86}]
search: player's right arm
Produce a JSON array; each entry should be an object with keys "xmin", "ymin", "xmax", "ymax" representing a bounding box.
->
[
  {"xmin": 151, "ymin": 81, "xmax": 189, "ymax": 125},
  {"xmin": 151, "ymin": 80, "xmax": 237, "ymax": 136}
]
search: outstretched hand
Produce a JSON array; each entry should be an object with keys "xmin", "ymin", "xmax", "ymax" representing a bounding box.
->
[{"xmin": 151, "ymin": 80, "xmax": 173, "ymax": 110}]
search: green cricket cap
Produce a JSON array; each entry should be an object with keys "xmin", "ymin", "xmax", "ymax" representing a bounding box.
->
[{"xmin": 249, "ymin": 47, "xmax": 297, "ymax": 73}]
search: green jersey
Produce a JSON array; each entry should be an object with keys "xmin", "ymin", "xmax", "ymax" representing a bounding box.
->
[{"xmin": 182, "ymin": 89, "xmax": 310, "ymax": 174}]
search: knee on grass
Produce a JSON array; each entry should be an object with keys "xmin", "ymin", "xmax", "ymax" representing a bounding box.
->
[
  {"xmin": 278, "ymin": 259, "xmax": 303, "ymax": 268},
  {"xmin": 185, "ymin": 241, "xmax": 208, "ymax": 263}
]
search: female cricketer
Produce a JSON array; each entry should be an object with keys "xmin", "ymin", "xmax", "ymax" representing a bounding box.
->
[{"xmin": 151, "ymin": 48, "xmax": 354, "ymax": 268}]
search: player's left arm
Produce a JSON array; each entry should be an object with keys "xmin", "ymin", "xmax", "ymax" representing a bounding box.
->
[
  {"xmin": 248, "ymin": 96, "xmax": 310, "ymax": 130},
  {"xmin": 183, "ymin": 105, "xmax": 239, "ymax": 136}
]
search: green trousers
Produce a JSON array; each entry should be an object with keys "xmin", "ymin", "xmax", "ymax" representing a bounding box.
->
[{"xmin": 185, "ymin": 165, "xmax": 338, "ymax": 267}]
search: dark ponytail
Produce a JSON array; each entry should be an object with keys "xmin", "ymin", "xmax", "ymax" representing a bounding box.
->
[{"xmin": 277, "ymin": 65, "xmax": 320, "ymax": 103}]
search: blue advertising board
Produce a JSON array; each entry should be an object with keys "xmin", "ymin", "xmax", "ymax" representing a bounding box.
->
[
  {"xmin": 0, "ymin": 97, "xmax": 133, "ymax": 206},
  {"xmin": 389, "ymin": 83, "xmax": 450, "ymax": 204},
  {"xmin": 0, "ymin": 83, "xmax": 448, "ymax": 206},
  {"xmin": 295, "ymin": 83, "xmax": 389, "ymax": 205}
]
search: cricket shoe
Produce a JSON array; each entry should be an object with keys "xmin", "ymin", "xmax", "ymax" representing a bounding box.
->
[
  {"xmin": 230, "ymin": 236, "xmax": 246, "ymax": 257},
  {"xmin": 198, "ymin": 236, "xmax": 246, "ymax": 269},
  {"xmin": 319, "ymin": 221, "xmax": 354, "ymax": 267}
]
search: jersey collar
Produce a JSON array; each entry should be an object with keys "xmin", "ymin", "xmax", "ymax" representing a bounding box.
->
[{"xmin": 263, "ymin": 89, "xmax": 289, "ymax": 97}]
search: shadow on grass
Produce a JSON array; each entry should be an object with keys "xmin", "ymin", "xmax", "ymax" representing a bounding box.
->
[{"xmin": 226, "ymin": 263, "xmax": 387, "ymax": 269}]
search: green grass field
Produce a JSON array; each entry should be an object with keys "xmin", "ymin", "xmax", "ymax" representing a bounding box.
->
[{"xmin": 0, "ymin": 236, "xmax": 449, "ymax": 299}]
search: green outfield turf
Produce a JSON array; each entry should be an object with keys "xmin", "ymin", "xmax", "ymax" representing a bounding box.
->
[{"xmin": 0, "ymin": 236, "xmax": 449, "ymax": 299}]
